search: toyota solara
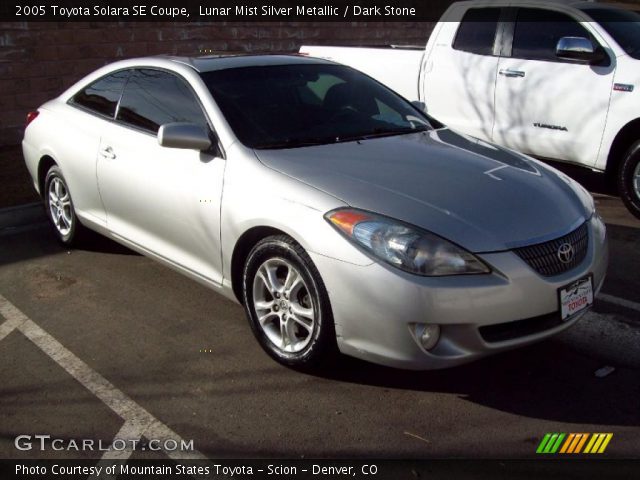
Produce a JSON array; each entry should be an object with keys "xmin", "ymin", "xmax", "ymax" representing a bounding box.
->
[{"xmin": 22, "ymin": 55, "xmax": 608, "ymax": 370}]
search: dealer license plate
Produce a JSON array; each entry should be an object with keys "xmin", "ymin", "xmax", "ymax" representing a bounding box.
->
[{"xmin": 558, "ymin": 274, "xmax": 593, "ymax": 321}]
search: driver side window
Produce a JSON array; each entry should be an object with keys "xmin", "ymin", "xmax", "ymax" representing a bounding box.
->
[
  {"xmin": 512, "ymin": 8, "xmax": 598, "ymax": 62},
  {"xmin": 116, "ymin": 69, "xmax": 209, "ymax": 134}
]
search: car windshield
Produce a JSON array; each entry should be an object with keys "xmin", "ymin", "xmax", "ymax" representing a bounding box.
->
[
  {"xmin": 582, "ymin": 7, "xmax": 640, "ymax": 60},
  {"xmin": 200, "ymin": 63, "xmax": 432, "ymax": 149}
]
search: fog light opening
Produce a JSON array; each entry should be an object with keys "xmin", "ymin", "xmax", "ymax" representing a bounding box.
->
[{"xmin": 413, "ymin": 323, "xmax": 440, "ymax": 351}]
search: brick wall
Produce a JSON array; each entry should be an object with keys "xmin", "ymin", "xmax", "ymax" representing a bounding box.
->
[{"xmin": 0, "ymin": 22, "xmax": 434, "ymax": 146}]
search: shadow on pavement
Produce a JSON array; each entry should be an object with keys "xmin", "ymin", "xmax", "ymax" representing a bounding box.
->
[
  {"xmin": 0, "ymin": 223, "xmax": 139, "ymax": 268},
  {"xmin": 309, "ymin": 339, "xmax": 638, "ymax": 428}
]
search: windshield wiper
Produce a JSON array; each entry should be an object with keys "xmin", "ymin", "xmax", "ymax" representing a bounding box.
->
[
  {"xmin": 253, "ymin": 136, "xmax": 338, "ymax": 150},
  {"xmin": 336, "ymin": 126, "xmax": 429, "ymax": 143},
  {"xmin": 253, "ymin": 126, "xmax": 430, "ymax": 149}
]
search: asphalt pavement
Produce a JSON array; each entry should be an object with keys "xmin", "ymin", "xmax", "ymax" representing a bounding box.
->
[{"xmin": 0, "ymin": 194, "xmax": 639, "ymax": 464}]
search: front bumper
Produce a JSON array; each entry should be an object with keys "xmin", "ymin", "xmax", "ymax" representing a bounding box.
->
[{"xmin": 310, "ymin": 214, "xmax": 608, "ymax": 370}]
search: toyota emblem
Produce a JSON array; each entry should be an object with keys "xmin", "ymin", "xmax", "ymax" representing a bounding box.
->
[{"xmin": 557, "ymin": 243, "xmax": 575, "ymax": 264}]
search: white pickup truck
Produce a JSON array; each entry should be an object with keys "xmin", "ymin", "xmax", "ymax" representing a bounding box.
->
[{"xmin": 301, "ymin": 0, "xmax": 640, "ymax": 218}]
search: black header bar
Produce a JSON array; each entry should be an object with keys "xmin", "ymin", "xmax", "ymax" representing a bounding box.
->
[{"xmin": 3, "ymin": 1, "xmax": 452, "ymax": 22}]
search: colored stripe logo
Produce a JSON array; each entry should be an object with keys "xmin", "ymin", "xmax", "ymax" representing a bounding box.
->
[{"xmin": 536, "ymin": 433, "xmax": 613, "ymax": 454}]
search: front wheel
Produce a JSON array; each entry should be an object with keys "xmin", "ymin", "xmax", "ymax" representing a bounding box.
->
[
  {"xmin": 242, "ymin": 235, "xmax": 337, "ymax": 369},
  {"xmin": 618, "ymin": 140, "xmax": 640, "ymax": 220}
]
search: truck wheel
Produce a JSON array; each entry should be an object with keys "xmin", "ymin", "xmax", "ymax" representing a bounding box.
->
[{"xmin": 618, "ymin": 140, "xmax": 640, "ymax": 220}]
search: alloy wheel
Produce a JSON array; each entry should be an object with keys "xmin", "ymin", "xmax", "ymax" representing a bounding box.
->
[
  {"xmin": 48, "ymin": 176, "xmax": 73, "ymax": 236},
  {"xmin": 251, "ymin": 257, "xmax": 316, "ymax": 353}
]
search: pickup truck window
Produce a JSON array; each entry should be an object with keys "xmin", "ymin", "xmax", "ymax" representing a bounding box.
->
[
  {"xmin": 453, "ymin": 8, "xmax": 501, "ymax": 56},
  {"xmin": 201, "ymin": 64, "xmax": 431, "ymax": 149},
  {"xmin": 582, "ymin": 7, "xmax": 640, "ymax": 60},
  {"xmin": 512, "ymin": 8, "xmax": 596, "ymax": 62}
]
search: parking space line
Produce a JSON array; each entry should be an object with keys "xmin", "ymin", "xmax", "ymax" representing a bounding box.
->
[
  {"xmin": 99, "ymin": 420, "xmax": 150, "ymax": 462},
  {"xmin": 598, "ymin": 293, "xmax": 640, "ymax": 315},
  {"xmin": 0, "ymin": 294, "xmax": 207, "ymax": 468},
  {"xmin": 0, "ymin": 295, "xmax": 28, "ymax": 342},
  {"xmin": 0, "ymin": 317, "xmax": 22, "ymax": 342},
  {"xmin": 94, "ymin": 421, "xmax": 149, "ymax": 480}
]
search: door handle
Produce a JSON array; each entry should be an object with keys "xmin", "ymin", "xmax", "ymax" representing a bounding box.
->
[
  {"xmin": 499, "ymin": 69, "xmax": 525, "ymax": 78},
  {"xmin": 99, "ymin": 146, "xmax": 116, "ymax": 159}
]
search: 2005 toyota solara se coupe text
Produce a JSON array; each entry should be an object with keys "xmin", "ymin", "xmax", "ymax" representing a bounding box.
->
[{"xmin": 22, "ymin": 54, "xmax": 608, "ymax": 370}]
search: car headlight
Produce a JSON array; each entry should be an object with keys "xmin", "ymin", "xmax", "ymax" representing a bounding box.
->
[{"xmin": 325, "ymin": 208, "xmax": 490, "ymax": 276}]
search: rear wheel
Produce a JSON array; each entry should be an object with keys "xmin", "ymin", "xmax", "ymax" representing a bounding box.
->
[
  {"xmin": 44, "ymin": 165, "xmax": 86, "ymax": 246},
  {"xmin": 618, "ymin": 140, "xmax": 640, "ymax": 220},
  {"xmin": 242, "ymin": 235, "xmax": 337, "ymax": 369}
]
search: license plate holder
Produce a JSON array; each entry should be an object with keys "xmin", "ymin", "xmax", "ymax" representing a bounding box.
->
[{"xmin": 558, "ymin": 274, "xmax": 594, "ymax": 321}]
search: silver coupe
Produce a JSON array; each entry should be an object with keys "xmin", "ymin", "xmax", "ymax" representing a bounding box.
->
[{"xmin": 22, "ymin": 55, "xmax": 608, "ymax": 369}]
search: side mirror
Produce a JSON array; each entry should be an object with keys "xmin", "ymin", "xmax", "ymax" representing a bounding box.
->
[
  {"xmin": 158, "ymin": 123, "xmax": 212, "ymax": 151},
  {"xmin": 556, "ymin": 36, "xmax": 606, "ymax": 64},
  {"xmin": 411, "ymin": 100, "xmax": 427, "ymax": 112}
]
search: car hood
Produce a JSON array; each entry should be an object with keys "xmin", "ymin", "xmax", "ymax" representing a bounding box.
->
[{"xmin": 254, "ymin": 129, "xmax": 589, "ymax": 253}]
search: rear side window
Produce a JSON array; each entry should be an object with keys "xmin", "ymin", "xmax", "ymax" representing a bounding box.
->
[
  {"xmin": 70, "ymin": 70, "xmax": 129, "ymax": 118},
  {"xmin": 116, "ymin": 69, "xmax": 208, "ymax": 134},
  {"xmin": 453, "ymin": 8, "xmax": 501, "ymax": 55},
  {"xmin": 512, "ymin": 8, "xmax": 596, "ymax": 61}
]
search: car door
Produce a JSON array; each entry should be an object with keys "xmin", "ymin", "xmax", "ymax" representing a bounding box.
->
[
  {"xmin": 96, "ymin": 68, "xmax": 225, "ymax": 285},
  {"xmin": 492, "ymin": 7, "xmax": 615, "ymax": 166},
  {"xmin": 62, "ymin": 70, "xmax": 130, "ymax": 224},
  {"xmin": 422, "ymin": 7, "xmax": 502, "ymax": 142}
]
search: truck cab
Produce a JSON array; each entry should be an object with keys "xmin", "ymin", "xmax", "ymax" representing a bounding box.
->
[{"xmin": 422, "ymin": 0, "xmax": 640, "ymax": 217}]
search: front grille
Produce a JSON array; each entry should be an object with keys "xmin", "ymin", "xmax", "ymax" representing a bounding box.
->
[
  {"xmin": 479, "ymin": 311, "xmax": 563, "ymax": 343},
  {"xmin": 514, "ymin": 223, "xmax": 588, "ymax": 276}
]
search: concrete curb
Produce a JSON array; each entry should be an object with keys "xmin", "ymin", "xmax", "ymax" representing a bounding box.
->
[{"xmin": 0, "ymin": 202, "xmax": 46, "ymax": 230}]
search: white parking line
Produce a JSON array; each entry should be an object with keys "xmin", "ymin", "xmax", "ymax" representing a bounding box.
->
[
  {"xmin": 93, "ymin": 421, "xmax": 150, "ymax": 480},
  {"xmin": 0, "ymin": 294, "xmax": 207, "ymax": 474},
  {"xmin": 598, "ymin": 293, "xmax": 640, "ymax": 315},
  {"xmin": 0, "ymin": 296, "xmax": 29, "ymax": 342},
  {"xmin": 99, "ymin": 421, "xmax": 148, "ymax": 461}
]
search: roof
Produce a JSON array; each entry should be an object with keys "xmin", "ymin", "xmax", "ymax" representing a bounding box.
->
[{"xmin": 162, "ymin": 54, "xmax": 335, "ymax": 73}]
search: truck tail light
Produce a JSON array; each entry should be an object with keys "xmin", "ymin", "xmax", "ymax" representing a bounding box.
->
[{"xmin": 25, "ymin": 111, "xmax": 39, "ymax": 128}]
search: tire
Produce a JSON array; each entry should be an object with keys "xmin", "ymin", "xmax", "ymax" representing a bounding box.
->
[
  {"xmin": 43, "ymin": 165, "xmax": 86, "ymax": 246},
  {"xmin": 242, "ymin": 235, "xmax": 337, "ymax": 369},
  {"xmin": 618, "ymin": 140, "xmax": 640, "ymax": 220}
]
